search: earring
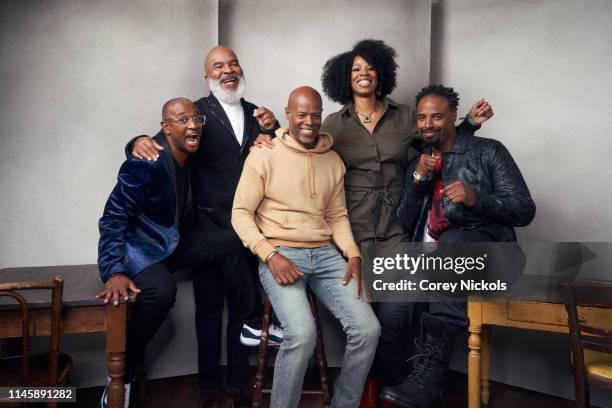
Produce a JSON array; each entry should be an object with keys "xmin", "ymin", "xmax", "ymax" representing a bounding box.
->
[{"xmin": 376, "ymin": 84, "xmax": 382, "ymax": 96}]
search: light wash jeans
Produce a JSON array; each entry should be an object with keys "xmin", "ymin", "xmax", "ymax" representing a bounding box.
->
[{"xmin": 259, "ymin": 245, "xmax": 381, "ymax": 408}]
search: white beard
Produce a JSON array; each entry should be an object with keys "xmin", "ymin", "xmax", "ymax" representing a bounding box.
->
[{"xmin": 208, "ymin": 75, "xmax": 247, "ymax": 104}]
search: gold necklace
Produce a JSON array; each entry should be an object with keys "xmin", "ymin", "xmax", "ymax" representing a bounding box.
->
[{"xmin": 356, "ymin": 103, "xmax": 379, "ymax": 124}]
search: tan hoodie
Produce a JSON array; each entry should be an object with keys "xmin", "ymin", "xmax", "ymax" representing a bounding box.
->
[{"xmin": 232, "ymin": 128, "xmax": 360, "ymax": 262}]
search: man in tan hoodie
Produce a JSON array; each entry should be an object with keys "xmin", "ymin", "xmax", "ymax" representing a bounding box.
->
[{"xmin": 232, "ymin": 86, "xmax": 380, "ymax": 408}]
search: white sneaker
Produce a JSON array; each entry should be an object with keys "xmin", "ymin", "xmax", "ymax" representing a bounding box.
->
[
  {"xmin": 100, "ymin": 377, "xmax": 131, "ymax": 408},
  {"xmin": 240, "ymin": 323, "xmax": 284, "ymax": 346}
]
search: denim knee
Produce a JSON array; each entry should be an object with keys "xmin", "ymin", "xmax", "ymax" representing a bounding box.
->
[
  {"xmin": 349, "ymin": 317, "xmax": 381, "ymax": 349},
  {"xmin": 283, "ymin": 320, "xmax": 317, "ymax": 357}
]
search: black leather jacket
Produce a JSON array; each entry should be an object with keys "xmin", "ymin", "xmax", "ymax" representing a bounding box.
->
[{"xmin": 397, "ymin": 129, "xmax": 536, "ymax": 242}]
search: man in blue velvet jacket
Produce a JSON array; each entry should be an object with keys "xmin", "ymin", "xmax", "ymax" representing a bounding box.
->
[
  {"xmin": 97, "ymin": 98, "xmax": 203, "ymax": 407},
  {"xmin": 98, "ymin": 97, "xmax": 267, "ymax": 408}
]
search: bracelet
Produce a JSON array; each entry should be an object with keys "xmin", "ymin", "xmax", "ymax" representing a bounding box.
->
[
  {"xmin": 265, "ymin": 250, "xmax": 278, "ymax": 263},
  {"xmin": 413, "ymin": 171, "xmax": 428, "ymax": 182}
]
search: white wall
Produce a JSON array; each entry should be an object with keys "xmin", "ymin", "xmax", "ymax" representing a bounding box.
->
[
  {"xmin": 431, "ymin": 0, "xmax": 612, "ymax": 241},
  {"xmin": 0, "ymin": 0, "xmax": 218, "ymax": 268},
  {"xmin": 0, "ymin": 0, "xmax": 218, "ymax": 387},
  {"xmin": 432, "ymin": 1, "xmax": 612, "ymax": 405},
  {"xmin": 220, "ymin": 0, "xmax": 431, "ymax": 123}
]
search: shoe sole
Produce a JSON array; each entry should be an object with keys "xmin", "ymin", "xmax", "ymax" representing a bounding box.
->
[{"xmin": 239, "ymin": 332, "xmax": 282, "ymax": 347}]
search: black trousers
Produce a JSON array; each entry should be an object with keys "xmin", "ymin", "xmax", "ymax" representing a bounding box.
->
[
  {"xmin": 123, "ymin": 220, "xmax": 262, "ymax": 387},
  {"xmin": 371, "ymin": 229, "xmax": 491, "ymax": 385},
  {"xmin": 185, "ymin": 223, "xmax": 261, "ymax": 390},
  {"xmin": 124, "ymin": 262, "xmax": 177, "ymax": 383}
]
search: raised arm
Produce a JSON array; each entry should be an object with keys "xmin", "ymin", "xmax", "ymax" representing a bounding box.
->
[
  {"xmin": 397, "ymin": 155, "xmax": 433, "ymax": 238},
  {"xmin": 458, "ymin": 98, "xmax": 494, "ymax": 134}
]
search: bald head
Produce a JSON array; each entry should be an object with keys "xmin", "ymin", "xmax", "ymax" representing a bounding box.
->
[
  {"xmin": 160, "ymin": 97, "xmax": 202, "ymax": 164},
  {"xmin": 162, "ymin": 97, "xmax": 194, "ymax": 119},
  {"xmin": 285, "ymin": 86, "xmax": 323, "ymax": 149},
  {"xmin": 287, "ymin": 86, "xmax": 322, "ymax": 111},
  {"xmin": 204, "ymin": 45, "xmax": 241, "ymax": 77}
]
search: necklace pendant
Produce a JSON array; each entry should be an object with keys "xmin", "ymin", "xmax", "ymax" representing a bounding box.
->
[{"xmin": 362, "ymin": 114, "xmax": 372, "ymax": 123}]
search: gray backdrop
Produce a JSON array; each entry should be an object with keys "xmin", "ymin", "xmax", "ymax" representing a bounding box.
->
[
  {"xmin": 0, "ymin": 0, "xmax": 220, "ymax": 388},
  {"xmin": 1, "ymin": 0, "xmax": 611, "ymax": 405},
  {"xmin": 219, "ymin": 0, "xmax": 431, "ymax": 121},
  {"xmin": 432, "ymin": 1, "xmax": 612, "ymax": 406}
]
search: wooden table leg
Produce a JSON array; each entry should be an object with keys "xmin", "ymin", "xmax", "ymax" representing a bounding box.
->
[
  {"xmin": 105, "ymin": 304, "xmax": 127, "ymax": 408},
  {"xmin": 480, "ymin": 326, "xmax": 490, "ymax": 405},
  {"xmin": 252, "ymin": 296, "xmax": 272, "ymax": 408},
  {"xmin": 468, "ymin": 302, "xmax": 482, "ymax": 408}
]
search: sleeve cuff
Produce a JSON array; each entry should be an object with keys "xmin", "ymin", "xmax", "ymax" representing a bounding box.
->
[
  {"xmin": 253, "ymin": 239, "xmax": 277, "ymax": 262},
  {"xmin": 466, "ymin": 114, "xmax": 478, "ymax": 126}
]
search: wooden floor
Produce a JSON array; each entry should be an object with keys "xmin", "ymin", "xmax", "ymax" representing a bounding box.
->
[{"xmin": 63, "ymin": 369, "xmax": 576, "ymax": 408}]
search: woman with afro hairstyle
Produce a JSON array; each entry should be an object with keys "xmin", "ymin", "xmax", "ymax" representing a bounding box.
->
[
  {"xmin": 320, "ymin": 38, "xmax": 492, "ymax": 246},
  {"xmin": 319, "ymin": 39, "xmax": 494, "ymax": 407}
]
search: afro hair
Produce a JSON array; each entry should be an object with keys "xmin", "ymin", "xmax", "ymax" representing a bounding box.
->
[{"xmin": 322, "ymin": 39, "xmax": 398, "ymax": 105}]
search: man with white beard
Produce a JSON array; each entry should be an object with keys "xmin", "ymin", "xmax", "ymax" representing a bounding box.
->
[{"xmin": 128, "ymin": 46, "xmax": 280, "ymax": 407}]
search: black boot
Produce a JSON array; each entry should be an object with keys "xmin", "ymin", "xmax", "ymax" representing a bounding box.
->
[{"xmin": 379, "ymin": 314, "xmax": 462, "ymax": 408}]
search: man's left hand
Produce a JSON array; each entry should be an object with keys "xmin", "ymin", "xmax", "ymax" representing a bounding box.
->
[
  {"xmin": 342, "ymin": 257, "xmax": 366, "ymax": 300},
  {"xmin": 442, "ymin": 181, "xmax": 477, "ymax": 207},
  {"xmin": 253, "ymin": 107, "xmax": 277, "ymax": 130},
  {"xmin": 467, "ymin": 98, "xmax": 494, "ymax": 124}
]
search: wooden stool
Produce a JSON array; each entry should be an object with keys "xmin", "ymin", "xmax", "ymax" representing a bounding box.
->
[{"xmin": 251, "ymin": 286, "xmax": 331, "ymax": 407}]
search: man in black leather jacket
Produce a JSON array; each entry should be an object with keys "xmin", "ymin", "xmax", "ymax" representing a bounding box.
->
[{"xmin": 380, "ymin": 85, "xmax": 535, "ymax": 408}]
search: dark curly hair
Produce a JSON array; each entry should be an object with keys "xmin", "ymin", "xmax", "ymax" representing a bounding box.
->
[
  {"xmin": 415, "ymin": 84, "xmax": 460, "ymax": 111},
  {"xmin": 321, "ymin": 39, "xmax": 398, "ymax": 105}
]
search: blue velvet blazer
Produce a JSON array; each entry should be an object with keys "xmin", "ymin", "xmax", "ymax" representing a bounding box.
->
[{"xmin": 98, "ymin": 134, "xmax": 179, "ymax": 282}]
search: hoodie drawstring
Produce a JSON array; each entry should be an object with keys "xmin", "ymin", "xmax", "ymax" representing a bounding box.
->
[{"xmin": 307, "ymin": 151, "xmax": 315, "ymax": 197}]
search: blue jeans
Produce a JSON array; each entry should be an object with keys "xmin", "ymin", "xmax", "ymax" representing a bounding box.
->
[{"xmin": 259, "ymin": 245, "xmax": 381, "ymax": 408}]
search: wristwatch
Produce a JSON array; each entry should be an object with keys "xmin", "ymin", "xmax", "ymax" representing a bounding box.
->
[{"xmin": 413, "ymin": 171, "xmax": 428, "ymax": 183}]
